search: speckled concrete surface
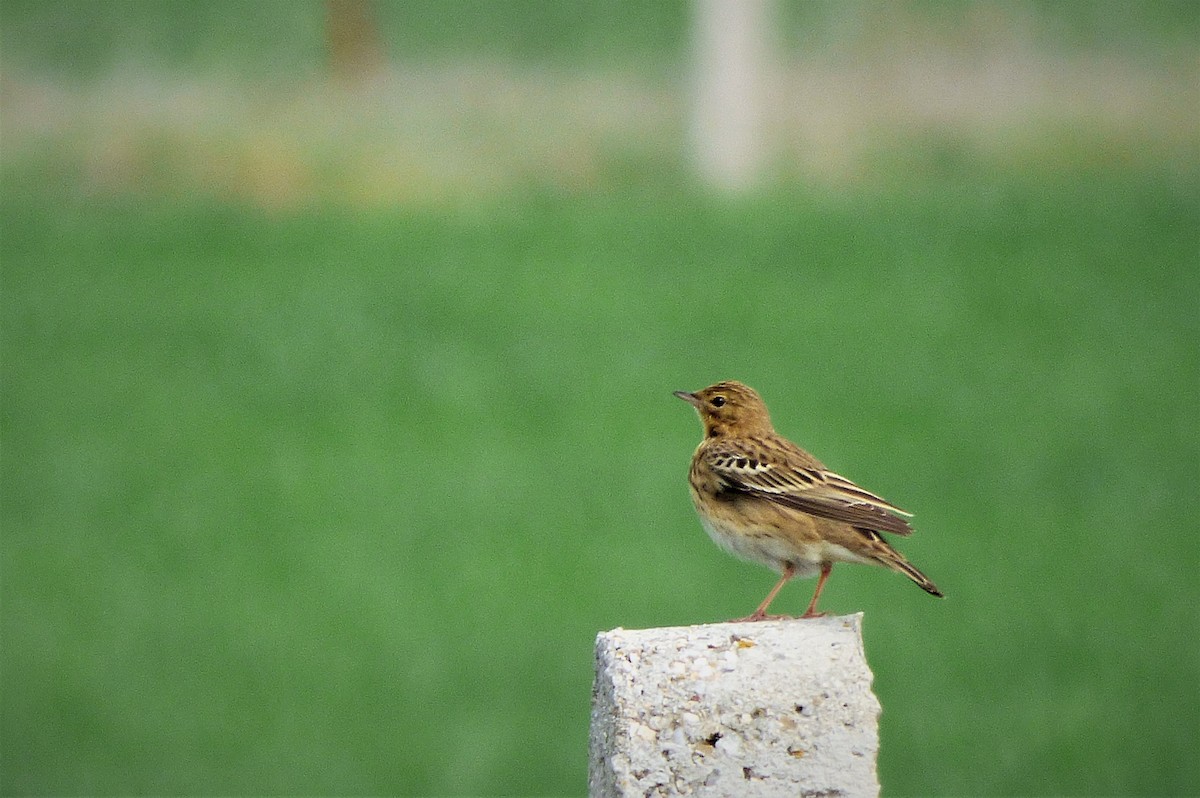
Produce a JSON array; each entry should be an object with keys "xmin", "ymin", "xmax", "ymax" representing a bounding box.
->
[{"xmin": 588, "ymin": 614, "xmax": 880, "ymax": 798}]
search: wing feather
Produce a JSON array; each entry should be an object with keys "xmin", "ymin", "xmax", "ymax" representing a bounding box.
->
[{"xmin": 702, "ymin": 440, "xmax": 914, "ymax": 536}]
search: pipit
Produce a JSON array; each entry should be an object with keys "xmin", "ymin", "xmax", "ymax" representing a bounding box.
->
[{"xmin": 675, "ymin": 380, "xmax": 942, "ymax": 620}]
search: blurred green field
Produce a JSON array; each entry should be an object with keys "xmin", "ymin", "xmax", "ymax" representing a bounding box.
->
[
  {"xmin": 3, "ymin": 2, "xmax": 1200, "ymax": 796},
  {"xmin": 5, "ymin": 166, "xmax": 1198, "ymax": 795}
]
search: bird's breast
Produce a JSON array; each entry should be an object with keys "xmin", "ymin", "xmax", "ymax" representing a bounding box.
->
[{"xmin": 687, "ymin": 489, "xmax": 822, "ymax": 577}]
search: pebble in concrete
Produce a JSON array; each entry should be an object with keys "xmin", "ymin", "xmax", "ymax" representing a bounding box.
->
[{"xmin": 588, "ymin": 614, "xmax": 880, "ymax": 798}]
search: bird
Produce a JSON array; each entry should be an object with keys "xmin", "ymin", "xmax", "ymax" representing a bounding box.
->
[{"xmin": 674, "ymin": 380, "xmax": 942, "ymax": 621}]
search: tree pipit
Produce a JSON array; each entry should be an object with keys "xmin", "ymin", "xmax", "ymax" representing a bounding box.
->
[{"xmin": 675, "ymin": 380, "xmax": 943, "ymax": 621}]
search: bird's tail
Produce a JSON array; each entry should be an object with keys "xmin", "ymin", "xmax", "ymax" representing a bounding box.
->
[
  {"xmin": 883, "ymin": 553, "xmax": 944, "ymax": 598},
  {"xmin": 858, "ymin": 528, "xmax": 944, "ymax": 597}
]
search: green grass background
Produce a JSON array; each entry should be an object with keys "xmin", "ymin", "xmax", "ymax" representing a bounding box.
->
[{"xmin": 3, "ymin": 2, "xmax": 1199, "ymax": 796}]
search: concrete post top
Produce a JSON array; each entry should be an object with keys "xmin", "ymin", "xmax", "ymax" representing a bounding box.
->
[
  {"xmin": 589, "ymin": 614, "xmax": 880, "ymax": 798},
  {"xmin": 598, "ymin": 612, "xmax": 868, "ymax": 648}
]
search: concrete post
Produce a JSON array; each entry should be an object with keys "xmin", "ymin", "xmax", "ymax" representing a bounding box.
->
[{"xmin": 588, "ymin": 614, "xmax": 880, "ymax": 798}]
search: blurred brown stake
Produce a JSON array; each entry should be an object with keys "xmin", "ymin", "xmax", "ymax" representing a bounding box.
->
[{"xmin": 326, "ymin": 0, "xmax": 387, "ymax": 83}]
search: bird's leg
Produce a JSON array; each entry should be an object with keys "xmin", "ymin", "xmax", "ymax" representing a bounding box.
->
[
  {"xmin": 735, "ymin": 562, "xmax": 796, "ymax": 622},
  {"xmin": 801, "ymin": 562, "xmax": 833, "ymax": 619}
]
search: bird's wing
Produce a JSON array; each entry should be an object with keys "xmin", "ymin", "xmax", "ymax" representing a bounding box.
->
[{"xmin": 702, "ymin": 440, "xmax": 914, "ymax": 536}]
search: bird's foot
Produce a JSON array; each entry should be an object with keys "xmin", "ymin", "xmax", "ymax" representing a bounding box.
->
[
  {"xmin": 799, "ymin": 610, "xmax": 828, "ymax": 620},
  {"xmin": 731, "ymin": 611, "xmax": 794, "ymax": 622}
]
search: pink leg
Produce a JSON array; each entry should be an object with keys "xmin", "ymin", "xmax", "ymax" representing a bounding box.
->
[
  {"xmin": 736, "ymin": 562, "xmax": 796, "ymax": 622},
  {"xmin": 801, "ymin": 562, "xmax": 833, "ymax": 619}
]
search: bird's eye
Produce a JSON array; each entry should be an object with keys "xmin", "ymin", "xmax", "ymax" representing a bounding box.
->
[{"xmin": 711, "ymin": 396, "xmax": 726, "ymax": 407}]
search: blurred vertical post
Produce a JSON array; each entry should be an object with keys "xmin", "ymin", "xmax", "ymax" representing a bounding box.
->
[
  {"xmin": 326, "ymin": 0, "xmax": 387, "ymax": 83},
  {"xmin": 689, "ymin": 0, "xmax": 777, "ymax": 192}
]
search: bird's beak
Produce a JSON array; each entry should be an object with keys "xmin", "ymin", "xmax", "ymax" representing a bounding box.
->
[{"xmin": 673, "ymin": 390, "xmax": 702, "ymax": 408}]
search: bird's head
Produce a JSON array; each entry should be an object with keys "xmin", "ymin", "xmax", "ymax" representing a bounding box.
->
[{"xmin": 674, "ymin": 381, "xmax": 774, "ymax": 437}]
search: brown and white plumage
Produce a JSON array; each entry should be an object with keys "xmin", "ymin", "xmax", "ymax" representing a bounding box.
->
[{"xmin": 675, "ymin": 380, "xmax": 942, "ymax": 620}]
